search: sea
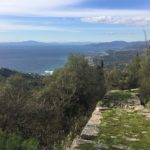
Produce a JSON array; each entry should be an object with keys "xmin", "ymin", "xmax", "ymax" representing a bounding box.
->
[{"xmin": 0, "ymin": 44, "xmax": 106, "ymax": 75}]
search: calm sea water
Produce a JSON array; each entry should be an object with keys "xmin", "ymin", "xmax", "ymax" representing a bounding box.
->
[{"xmin": 0, "ymin": 45, "xmax": 104, "ymax": 74}]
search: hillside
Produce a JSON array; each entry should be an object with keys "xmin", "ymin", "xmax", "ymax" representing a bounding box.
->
[
  {"xmin": 0, "ymin": 55, "xmax": 106, "ymax": 150},
  {"xmin": 0, "ymin": 40, "xmax": 149, "ymax": 51},
  {"xmin": 0, "ymin": 47, "xmax": 150, "ymax": 150},
  {"xmin": 0, "ymin": 40, "xmax": 147, "ymax": 74}
]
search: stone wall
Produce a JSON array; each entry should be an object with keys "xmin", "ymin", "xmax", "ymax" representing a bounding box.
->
[{"xmin": 67, "ymin": 106, "xmax": 108, "ymax": 150}]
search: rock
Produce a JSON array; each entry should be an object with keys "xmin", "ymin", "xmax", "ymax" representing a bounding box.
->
[
  {"xmin": 80, "ymin": 107, "xmax": 102, "ymax": 140},
  {"xmin": 134, "ymin": 105, "xmax": 144, "ymax": 111},
  {"xmin": 68, "ymin": 106, "xmax": 103, "ymax": 149},
  {"xmin": 128, "ymin": 106, "xmax": 135, "ymax": 109},
  {"xmin": 142, "ymin": 131, "xmax": 147, "ymax": 134},
  {"xmin": 141, "ymin": 109, "xmax": 150, "ymax": 113},
  {"xmin": 112, "ymin": 144, "xmax": 127, "ymax": 149},
  {"xmin": 126, "ymin": 109, "xmax": 134, "ymax": 113},
  {"xmin": 138, "ymin": 112, "xmax": 150, "ymax": 118},
  {"xmin": 110, "ymin": 136, "xmax": 117, "ymax": 139},
  {"xmin": 95, "ymin": 143, "xmax": 109, "ymax": 149},
  {"xmin": 124, "ymin": 124, "xmax": 131, "ymax": 128},
  {"xmin": 99, "ymin": 107, "xmax": 110, "ymax": 111},
  {"xmin": 132, "ymin": 134, "xmax": 138, "ymax": 137},
  {"xmin": 112, "ymin": 118, "xmax": 119, "ymax": 121},
  {"xmin": 81, "ymin": 125, "xmax": 99, "ymax": 140},
  {"xmin": 123, "ymin": 136, "xmax": 140, "ymax": 142},
  {"xmin": 67, "ymin": 138, "xmax": 95, "ymax": 150},
  {"xmin": 145, "ymin": 113, "xmax": 150, "ymax": 118}
]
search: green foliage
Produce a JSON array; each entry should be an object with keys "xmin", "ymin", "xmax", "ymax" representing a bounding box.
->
[
  {"xmin": 105, "ymin": 67, "xmax": 129, "ymax": 90},
  {"xmin": 105, "ymin": 67, "xmax": 121, "ymax": 89},
  {"xmin": 110, "ymin": 91, "xmax": 132, "ymax": 101},
  {"xmin": 36, "ymin": 55, "xmax": 105, "ymax": 148},
  {"xmin": 5, "ymin": 134, "xmax": 22, "ymax": 150},
  {"xmin": 0, "ymin": 54, "xmax": 106, "ymax": 149},
  {"xmin": 0, "ymin": 130, "xmax": 7, "ymax": 150},
  {"xmin": 118, "ymin": 51, "xmax": 150, "ymax": 104},
  {"xmin": 0, "ymin": 130, "xmax": 38, "ymax": 150},
  {"xmin": 105, "ymin": 54, "xmax": 142, "ymax": 90},
  {"xmin": 139, "ymin": 53, "xmax": 150, "ymax": 104},
  {"xmin": 0, "ymin": 74, "xmax": 33, "ymax": 135},
  {"xmin": 146, "ymin": 101, "xmax": 150, "ymax": 109},
  {"xmin": 21, "ymin": 138, "xmax": 39, "ymax": 150},
  {"xmin": 102, "ymin": 91, "xmax": 132, "ymax": 107},
  {"xmin": 80, "ymin": 144, "xmax": 95, "ymax": 150},
  {"xmin": 126, "ymin": 54, "xmax": 141, "ymax": 89}
]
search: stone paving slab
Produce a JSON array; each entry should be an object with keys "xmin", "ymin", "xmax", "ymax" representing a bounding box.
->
[{"xmin": 80, "ymin": 107, "xmax": 102, "ymax": 140}]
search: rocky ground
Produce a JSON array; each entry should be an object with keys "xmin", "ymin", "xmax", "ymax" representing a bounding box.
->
[{"xmin": 67, "ymin": 90, "xmax": 150, "ymax": 150}]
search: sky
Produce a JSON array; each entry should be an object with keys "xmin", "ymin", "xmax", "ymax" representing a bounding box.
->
[{"xmin": 0, "ymin": 0, "xmax": 150, "ymax": 42}]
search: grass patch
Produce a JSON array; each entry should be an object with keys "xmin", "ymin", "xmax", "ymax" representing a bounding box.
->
[
  {"xmin": 96, "ymin": 101, "xmax": 103, "ymax": 107},
  {"xmin": 79, "ymin": 144, "xmax": 95, "ymax": 150},
  {"xmin": 110, "ymin": 91, "xmax": 132, "ymax": 101},
  {"xmin": 103, "ymin": 91, "xmax": 132, "ymax": 107},
  {"xmin": 79, "ymin": 109, "xmax": 150, "ymax": 150},
  {"xmin": 146, "ymin": 101, "xmax": 150, "ymax": 109},
  {"xmin": 0, "ymin": 130, "xmax": 39, "ymax": 150},
  {"xmin": 97, "ymin": 109, "xmax": 150, "ymax": 150}
]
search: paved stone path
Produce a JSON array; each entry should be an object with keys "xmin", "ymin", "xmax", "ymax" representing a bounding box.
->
[{"xmin": 67, "ymin": 90, "xmax": 150, "ymax": 150}]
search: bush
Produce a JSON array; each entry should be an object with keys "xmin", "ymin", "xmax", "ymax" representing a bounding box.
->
[
  {"xmin": 5, "ymin": 134, "xmax": 22, "ymax": 150},
  {"xmin": 126, "ymin": 54, "xmax": 141, "ymax": 89},
  {"xmin": 22, "ymin": 138, "xmax": 39, "ymax": 150},
  {"xmin": 139, "ymin": 54, "xmax": 150, "ymax": 102},
  {"xmin": 0, "ymin": 55, "xmax": 106, "ymax": 149},
  {"xmin": 0, "ymin": 130, "xmax": 39, "ymax": 150}
]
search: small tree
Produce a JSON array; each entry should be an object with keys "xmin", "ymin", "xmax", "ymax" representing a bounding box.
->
[{"xmin": 126, "ymin": 54, "xmax": 141, "ymax": 89}]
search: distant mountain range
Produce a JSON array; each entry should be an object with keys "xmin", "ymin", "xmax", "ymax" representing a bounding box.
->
[
  {"xmin": 0, "ymin": 41, "xmax": 92, "ymax": 46},
  {"xmin": 0, "ymin": 40, "xmax": 149, "ymax": 74},
  {"xmin": 0, "ymin": 40, "xmax": 149, "ymax": 51},
  {"xmin": 88, "ymin": 41, "xmax": 150, "ymax": 51}
]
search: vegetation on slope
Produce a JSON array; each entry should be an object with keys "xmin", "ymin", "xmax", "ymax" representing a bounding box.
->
[
  {"xmin": 0, "ymin": 44, "xmax": 150, "ymax": 150},
  {"xmin": 0, "ymin": 55, "xmax": 106, "ymax": 150},
  {"xmin": 105, "ymin": 48, "xmax": 150, "ymax": 106},
  {"xmin": 0, "ymin": 130, "xmax": 38, "ymax": 150}
]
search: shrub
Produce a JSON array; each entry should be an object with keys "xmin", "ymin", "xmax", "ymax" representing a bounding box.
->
[
  {"xmin": 22, "ymin": 138, "xmax": 39, "ymax": 150},
  {"xmin": 0, "ymin": 130, "xmax": 39, "ymax": 150}
]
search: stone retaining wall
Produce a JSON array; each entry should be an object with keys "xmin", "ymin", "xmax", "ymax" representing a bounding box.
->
[{"xmin": 67, "ymin": 106, "xmax": 108, "ymax": 150}]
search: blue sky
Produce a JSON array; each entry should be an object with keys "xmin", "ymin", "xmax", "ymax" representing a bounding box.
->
[{"xmin": 0, "ymin": 0, "xmax": 150, "ymax": 42}]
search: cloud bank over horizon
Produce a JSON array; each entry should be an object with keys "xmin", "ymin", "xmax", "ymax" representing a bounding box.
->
[
  {"xmin": 81, "ymin": 15, "xmax": 150, "ymax": 26},
  {"xmin": 0, "ymin": 0, "xmax": 150, "ymax": 42}
]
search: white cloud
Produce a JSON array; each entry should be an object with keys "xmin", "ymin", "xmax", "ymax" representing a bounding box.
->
[
  {"xmin": 0, "ymin": 0, "xmax": 84, "ymax": 16},
  {"xmin": 0, "ymin": 9, "xmax": 149, "ymax": 18},
  {"xmin": 0, "ymin": 22, "xmax": 80, "ymax": 32},
  {"xmin": 81, "ymin": 15, "xmax": 150, "ymax": 26},
  {"xmin": 0, "ymin": 0, "xmax": 82, "ymax": 10},
  {"xmin": 103, "ymin": 31, "xmax": 135, "ymax": 35},
  {"xmin": 0, "ymin": 0, "xmax": 150, "ymax": 18},
  {"xmin": 0, "ymin": 1, "xmax": 150, "ymax": 29}
]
